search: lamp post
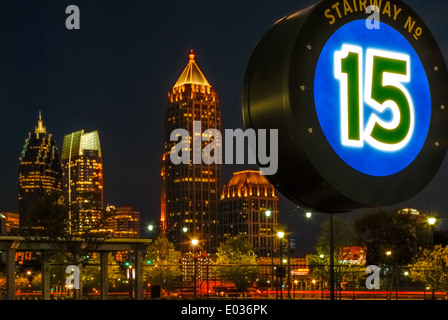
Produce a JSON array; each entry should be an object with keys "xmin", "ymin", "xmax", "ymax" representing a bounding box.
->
[
  {"xmin": 191, "ymin": 239, "xmax": 198, "ymax": 299},
  {"xmin": 147, "ymin": 224, "xmax": 155, "ymax": 241},
  {"xmin": 265, "ymin": 209, "xmax": 273, "ymax": 298},
  {"xmin": 319, "ymin": 254, "xmax": 324, "ymax": 300},
  {"xmin": 287, "ymin": 211, "xmax": 291, "ymax": 299},
  {"xmin": 427, "ymin": 217, "xmax": 436, "ymax": 248},
  {"xmin": 277, "ymin": 231, "xmax": 285, "ymax": 299},
  {"xmin": 294, "ymin": 280, "xmax": 298, "ymax": 299},
  {"xmin": 329, "ymin": 214, "xmax": 335, "ymax": 301},
  {"xmin": 428, "ymin": 216, "xmax": 437, "ymax": 300},
  {"xmin": 284, "ymin": 206, "xmax": 312, "ymax": 299},
  {"xmin": 385, "ymin": 250, "xmax": 393, "ymax": 300},
  {"xmin": 404, "ymin": 271, "xmax": 409, "ymax": 290},
  {"xmin": 285, "ymin": 206, "xmax": 298, "ymax": 299}
]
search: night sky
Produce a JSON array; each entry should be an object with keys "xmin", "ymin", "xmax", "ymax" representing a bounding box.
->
[{"xmin": 1, "ymin": 0, "xmax": 447, "ymax": 255}]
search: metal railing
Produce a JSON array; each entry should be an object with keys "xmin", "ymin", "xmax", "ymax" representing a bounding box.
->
[{"xmin": 0, "ymin": 263, "xmax": 446, "ymax": 300}]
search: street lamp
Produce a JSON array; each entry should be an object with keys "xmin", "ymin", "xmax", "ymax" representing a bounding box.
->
[
  {"xmin": 265, "ymin": 209, "xmax": 273, "ymax": 298},
  {"xmin": 191, "ymin": 239, "xmax": 198, "ymax": 298},
  {"xmin": 305, "ymin": 211, "xmax": 312, "ymax": 219},
  {"xmin": 384, "ymin": 250, "xmax": 393, "ymax": 300},
  {"xmin": 182, "ymin": 226, "xmax": 188, "ymax": 233},
  {"xmin": 294, "ymin": 280, "xmax": 298, "ymax": 299},
  {"xmin": 147, "ymin": 224, "xmax": 156, "ymax": 242},
  {"xmin": 277, "ymin": 231, "xmax": 285, "ymax": 299},
  {"xmin": 427, "ymin": 217, "xmax": 437, "ymax": 248}
]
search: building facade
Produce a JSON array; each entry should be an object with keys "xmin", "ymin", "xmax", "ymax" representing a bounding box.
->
[
  {"xmin": 107, "ymin": 206, "xmax": 141, "ymax": 238},
  {"xmin": 162, "ymin": 51, "xmax": 221, "ymax": 253},
  {"xmin": 0, "ymin": 212, "xmax": 20, "ymax": 235},
  {"xmin": 18, "ymin": 112, "xmax": 63, "ymax": 222},
  {"xmin": 61, "ymin": 130, "xmax": 104, "ymax": 233},
  {"xmin": 219, "ymin": 170, "xmax": 279, "ymax": 257}
]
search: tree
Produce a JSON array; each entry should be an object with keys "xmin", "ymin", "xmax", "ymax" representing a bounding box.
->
[
  {"xmin": 434, "ymin": 229, "xmax": 448, "ymax": 246},
  {"xmin": 21, "ymin": 191, "xmax": 113, "ymax": 299},
  {"xmin": 355, "ymin": 208, "xmax": 429, "ymax": 298},
  {"xmin": 410, "ymin": 245, "xmax": 448, "ymax": 299},
  {"xmin": 0, "ymin": 273, "xmax": 5, "ymax": 294},
  {"xmin": 309, "ymin": 216, "xmax": 364, "ymax": 295},
  {"xmin": 215, "ymin": 235, "xmax": 259, "ymax": 294},
  {"xmin": 143, "ymin": 237, "xmax": 181, "ymax": 289},
  {"xmin": 314, "ymin": 215, "xmax": 358, "ymax": 257},
  {"xmin": 355, "ymin": 208, "xmax": 428, "ymax": 266},
  {"xmin": 15, "ymin": 272, "xmax": 42, "ymax": 293},
  {"xmin": 82, "ymin": 253, "xmax": 122, "ymax": 294},
  {"xmin": 21, "ymin": 191, "xmax": 113, "ymax": 265}
]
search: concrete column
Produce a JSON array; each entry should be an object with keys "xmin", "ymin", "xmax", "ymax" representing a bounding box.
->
[
  {"xmin": 100, "ymin": 252, "xmax": 109, "ymax": 300},
  {"xmin": 41, "ymin": 251, "xmax": 51, "ymax": 300},
  {"xmin": 74, "ymin": 263, "xmax": 83, "ymax": 300},
  {"xmin": 5, "ymin": 249, "xmax": 16, "ymax": 300},
  {"xmin": 134, "ymin": 250, "xmax": 144, "ymax": 300}
]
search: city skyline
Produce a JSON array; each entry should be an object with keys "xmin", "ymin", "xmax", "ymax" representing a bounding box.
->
[{"xmin": 0, "ymin": 0, "xmax": 447, "ymax": 256}]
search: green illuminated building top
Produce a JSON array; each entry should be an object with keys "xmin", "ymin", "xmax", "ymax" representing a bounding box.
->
[{"xmin": 62, "ymin": 130, "xmax": 102, "ymax": 160}]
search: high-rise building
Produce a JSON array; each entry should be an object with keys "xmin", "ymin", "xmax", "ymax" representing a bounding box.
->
[
  {"xmin": 107, "ymin": 206, "xmax": 141, "ymax": 238},
  {"xmin": 0, "ymin": 211, "xmax": 20, "ymax": 235},
  {"xmin": 18, "ymin": 112, "xmax": 63, "ymax": 221},
  {"xmin": 219, "ymin": 170, "xmax": 280, "ymax": 257},
  {"xmin": 160, "ymin": 154, "xmax": 167, "ymax": 234},
  {"xmin": 61, "ymin": 130, "xmax": 103, "ymax": 233},
  {"xmin": 162, "ymin": 51, "xmax": 221, "ymax": 253}
]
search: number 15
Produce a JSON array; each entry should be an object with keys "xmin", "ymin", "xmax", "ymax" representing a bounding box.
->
[{"xmin": 335, "ymin": 45, "xmax": 414, "ymax": 152}]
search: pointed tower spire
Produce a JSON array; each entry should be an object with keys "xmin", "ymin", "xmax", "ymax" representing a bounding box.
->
[
  {"xmin": 35, "ymin": 110, "xmax": 46, "ymax": 134},
  {"xmin": 173, "ymin": 50, "xmax": 211, "ymax": 88}
]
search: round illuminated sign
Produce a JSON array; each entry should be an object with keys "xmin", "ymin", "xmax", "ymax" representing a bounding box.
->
[
  {"xmin": 314, "ymin": 20, "xmax": 431, "ymax": 176},
  {"xmin": 242, "ymin": 0, "xmax": 448, "ymax": 212}
]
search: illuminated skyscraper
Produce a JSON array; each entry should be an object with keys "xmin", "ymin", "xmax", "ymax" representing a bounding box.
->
[
  {"xmin": 0, "ymin": 211, "xmax": 20, "ymax": 235},
  {"xmin": 160, "ymin": 154, "xmax": 167, "ymax": 234},
  {"xmin": 18, "ymin": 112, "xmax": 63, "ymax": 220},
  {"xmin": 220, "ymin": 170, "xmax": 279, "ymax": 257},
  {"xmin": 162, "ymin": 51, "xmax": 221, "ymax": 253},
  {"xmin": 107, "ymin": 206, "xmax": 141, "ymax": 238},
  {"xmin": 61, "ymin": 130, "xmax": 103, "ymax": 233}
]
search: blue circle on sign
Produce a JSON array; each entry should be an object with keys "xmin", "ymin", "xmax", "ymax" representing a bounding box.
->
[{"xmin": 314, "ymin": 20, "xmax": 431, "ymax": 177}]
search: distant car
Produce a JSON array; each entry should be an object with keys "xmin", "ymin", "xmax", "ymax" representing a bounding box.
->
[
  {"xmin": 246, "ymin": 288, "xmax": 259, "ymax": 297},
  {"xmin": 225, "ymin": 288, "xmax": 239, "ymax": 298}
]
